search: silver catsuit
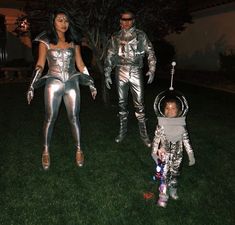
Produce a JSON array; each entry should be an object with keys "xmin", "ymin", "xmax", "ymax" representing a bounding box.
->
[{"xmin": 32, "ymin": 33, "xmax": 95, "ymax": 150}]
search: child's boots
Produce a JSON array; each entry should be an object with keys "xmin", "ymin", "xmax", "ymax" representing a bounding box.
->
[
  {"xmin": 157, "ymin": 184, "xmax": 168, "ymax": 207},
  {"xmin": 169, "ymin": 187, "xmax": 179, "ymax": 200},
  {"xmin": 157, "ymin": 193, "xmax": 168, "ymax": 208}
]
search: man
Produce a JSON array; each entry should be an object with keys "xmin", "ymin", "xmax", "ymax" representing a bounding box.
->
[{"xmin": 104, "ymin": 9, "xmax": 156, "ymax": 147}]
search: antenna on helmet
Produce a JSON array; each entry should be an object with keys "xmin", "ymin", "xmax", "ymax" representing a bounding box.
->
[{"xmin": 169, "ymin": 61, "xmax": 176, "ymax": 91}]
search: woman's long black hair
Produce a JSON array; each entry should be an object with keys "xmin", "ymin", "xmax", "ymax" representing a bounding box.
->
[{"xmin": 47, "ymin": 8, "xmax": 82, "ymax": 45}]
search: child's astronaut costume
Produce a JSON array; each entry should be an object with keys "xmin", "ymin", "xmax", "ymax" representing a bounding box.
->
[{"xmin": 151, "ymin": 62, "xmax": 195, "ymax": 207}]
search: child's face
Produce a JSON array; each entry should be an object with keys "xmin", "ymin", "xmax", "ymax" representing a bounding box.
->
[{"xmin": 164, "ymin": 102, "xmax": 179, "ymax": 118}]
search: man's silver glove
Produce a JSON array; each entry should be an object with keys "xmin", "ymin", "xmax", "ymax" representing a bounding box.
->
[
  {"xmin": 105, "ymin": 72, "xmax": 112, "ymax": 89},
  {"xmin": 146, "ymin": 71, "xmax": 155, "ymax": 84}
]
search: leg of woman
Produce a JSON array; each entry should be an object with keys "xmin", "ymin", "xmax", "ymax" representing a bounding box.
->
[
  {"xmin": 42, "ymin": 78, "xmax": 64, "ymax": 170},
  {"xmin": 63, "ymin": 79, "xmax": 83, "ymax": 167}
]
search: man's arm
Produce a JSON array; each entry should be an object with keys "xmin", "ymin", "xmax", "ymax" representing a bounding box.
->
[
  {"xmin": 143, "ymin": 33, "xmax": 157, "ymax": 84},
  {"xmin": 104, "ymin": 36, "xmax": 117, "ymax": 89}
]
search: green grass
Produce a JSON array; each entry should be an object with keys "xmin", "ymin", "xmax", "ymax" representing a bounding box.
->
[{"xmin": 0, "ymin": 80, "xmax": 234, "ymax": 225}]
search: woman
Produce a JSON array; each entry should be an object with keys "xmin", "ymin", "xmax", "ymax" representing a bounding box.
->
[{"xmin": 27, "ymin": 8, "xmax": 97, "ymax": 170}]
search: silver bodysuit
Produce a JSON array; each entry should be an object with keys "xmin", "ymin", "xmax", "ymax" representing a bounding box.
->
[
  {"xmin": 104, "ymin": 27, "xmax": 156, "ymax": 120},
  {"xmin": 34, "ymin": 33, "xmax": 94, "ymax": 149}
]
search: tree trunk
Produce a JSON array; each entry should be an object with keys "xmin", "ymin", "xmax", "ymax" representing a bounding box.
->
[
  {"xmin": 88, "ymin": 40, "xmax": 110, "ymax": 106},
  {"xmin": 94, "ymin": 56, "xmax": 110, "ymax": 106}
]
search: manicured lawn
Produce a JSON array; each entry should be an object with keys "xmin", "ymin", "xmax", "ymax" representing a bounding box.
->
[{"xmin": 0, "ymin": 80, "xmax": 234, "ymax": 225}]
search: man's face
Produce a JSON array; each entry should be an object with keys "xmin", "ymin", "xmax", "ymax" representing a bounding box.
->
[{"xmin": 120, "ymin": 13, "xmax": 134, "ymax": 30}]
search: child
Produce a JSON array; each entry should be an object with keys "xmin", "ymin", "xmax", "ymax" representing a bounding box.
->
[{"xmin": 152, "ymin": 91, "xmax": 195, "ymax": 207}]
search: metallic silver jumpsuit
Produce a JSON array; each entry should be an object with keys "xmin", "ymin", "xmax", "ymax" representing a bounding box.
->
[
  {"xmin": 152, "ymin": 117, "xmax": 195, "ymax": 205},
  {"xmin": 32, "ymin": 33, "xmax": 95, "ymax": 150},
  {"xmin": 104, "ymin": 27, "xmax": 156, "ymax": 145}
]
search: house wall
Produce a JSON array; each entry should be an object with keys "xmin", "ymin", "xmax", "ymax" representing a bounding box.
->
[{"xmin": 166, "ymin": 2, "xmax": 235, "ymax": 71}]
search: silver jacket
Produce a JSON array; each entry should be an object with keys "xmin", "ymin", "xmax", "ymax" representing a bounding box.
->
[{"xmin": 104, "ymin": 27, "xmax": 156, "ymax": 77}]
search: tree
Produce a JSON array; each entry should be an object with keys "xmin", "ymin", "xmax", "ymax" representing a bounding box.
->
[{"xmin": 24, "ymin": 0, "xmax": 192, "ymax": 104}]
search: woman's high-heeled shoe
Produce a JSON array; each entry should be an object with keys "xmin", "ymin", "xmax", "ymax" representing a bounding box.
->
[
  {"xmin": 42, "ymin": 148, "xmax": 50, "ymax": 170},
  {"xmin": 76, "ymin": 148, "xmax": 84, "ymax": 167}
]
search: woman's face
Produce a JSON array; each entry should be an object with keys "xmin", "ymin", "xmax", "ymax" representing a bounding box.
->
[
  {"xmin": 164, "ymin": 102, "xmax": 179, "ymax": 118},
  {"xmin": 54, "ymin": 13, "xmax": 69, "ymax": 33}
]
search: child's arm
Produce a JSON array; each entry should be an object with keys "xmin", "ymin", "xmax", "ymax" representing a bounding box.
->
[
  {"xmin": 182, "ymin": 129, "xmax": 195, "ymax": 166},
  {"xmin": 151, "ymin": 125, "xmax": 163, "ymax": 163}
]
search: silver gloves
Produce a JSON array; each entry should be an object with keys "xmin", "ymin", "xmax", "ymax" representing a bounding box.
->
[
  {"xmin": 89, "ymin": 84, "xmax": 97, "ymax": 100},
  {"xmin": 82, "ymin": 66, "xmax": 97, "ymax": 100},
  {"xmin": 105, "ymin": 71, "xmax": 112, "ymax": 89},
  {"xmin": 27, "ymin": 66, "xmax": 43, "ymax": 104},
  {"xmin": 146, "ymin": 71, "xmax": 155, "ymax": 84}
]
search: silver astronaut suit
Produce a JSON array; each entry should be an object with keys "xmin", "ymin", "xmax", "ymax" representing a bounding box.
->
[
  {"xmin": 152, "ymin": 90, "xmax": 195, "ymax": 206},
  {"xmin": 29, "ymin": 32, "xmax": 95, "ymax": 151},
  {"xmin": 104, "ymin": 27, "xmax": 156, "ymax": 146}
]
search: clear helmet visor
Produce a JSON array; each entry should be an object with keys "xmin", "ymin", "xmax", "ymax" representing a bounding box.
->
[{"xmin": 154, "ymin": 89, "xmax": 189, "ymax": 117}]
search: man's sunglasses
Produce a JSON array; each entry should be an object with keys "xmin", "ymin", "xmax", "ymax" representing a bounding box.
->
[{"xmin": 120, "ymin": 18, "xmax": 134, "ymax": 21}]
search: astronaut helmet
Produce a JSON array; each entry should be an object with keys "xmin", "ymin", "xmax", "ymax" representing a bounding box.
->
[{"xmin": 154, "ymin": 89, "xmax": 189, "ymax": 117}]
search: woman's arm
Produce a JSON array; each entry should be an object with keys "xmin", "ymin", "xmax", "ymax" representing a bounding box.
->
[
  {"xmin": 75, "ymin": 44, "xmax": 97, "ymax": 99},
  {"xmin": 75, "ymin": 45, "xmax": 86, "ymax": 73},
  {"xmin": 36, "ymin": 42, "xmax": 47, "ymax": 69},
  {"xmin": 27, "ymin": 42, "xmax": 47, "ymax": 104}
]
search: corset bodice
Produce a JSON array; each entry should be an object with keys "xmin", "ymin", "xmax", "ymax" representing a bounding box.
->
[{"xmin": 47, "ymin": 48, "xmax": 76, "ymax": 82}]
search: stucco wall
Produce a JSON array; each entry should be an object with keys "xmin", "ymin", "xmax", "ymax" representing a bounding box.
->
[{"xmin": 166, "ymin": 2, "xmax": 235, "ymax": 71}]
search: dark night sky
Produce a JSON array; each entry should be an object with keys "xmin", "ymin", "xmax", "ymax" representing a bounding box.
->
[
  {"xmin": 2, "ymin": 0, "xmax": 235, "ymax": 12},
  {"xmin": 189, "ymin": 0, "xmax": 235, "ymax": 11}
]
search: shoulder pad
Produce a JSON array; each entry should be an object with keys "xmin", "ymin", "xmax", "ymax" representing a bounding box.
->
[
  {"xmin": 34, "ymin": 31, "xmax": 50, "ymax": 49},
  {"xmin": 136, "ymin": 29, "xmax": 146, "ymax": 36},
  {"xmin": 113, "ymin": 30, "xmax": 121, "ymax": 37}
]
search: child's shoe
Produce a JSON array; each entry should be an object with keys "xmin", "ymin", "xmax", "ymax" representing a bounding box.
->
[
  {"xmin": 169, "ymin": 187, "xmax": 179, "ymax": 200},
  {"xmin": 157, "ymin": 193, "xmax": 168, "ymax": 208}
]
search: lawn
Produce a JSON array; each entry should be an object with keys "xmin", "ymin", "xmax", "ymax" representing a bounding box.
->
[{"xmin": 0, "ymin": 79, "xmax": 234, "ymax": 225}]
